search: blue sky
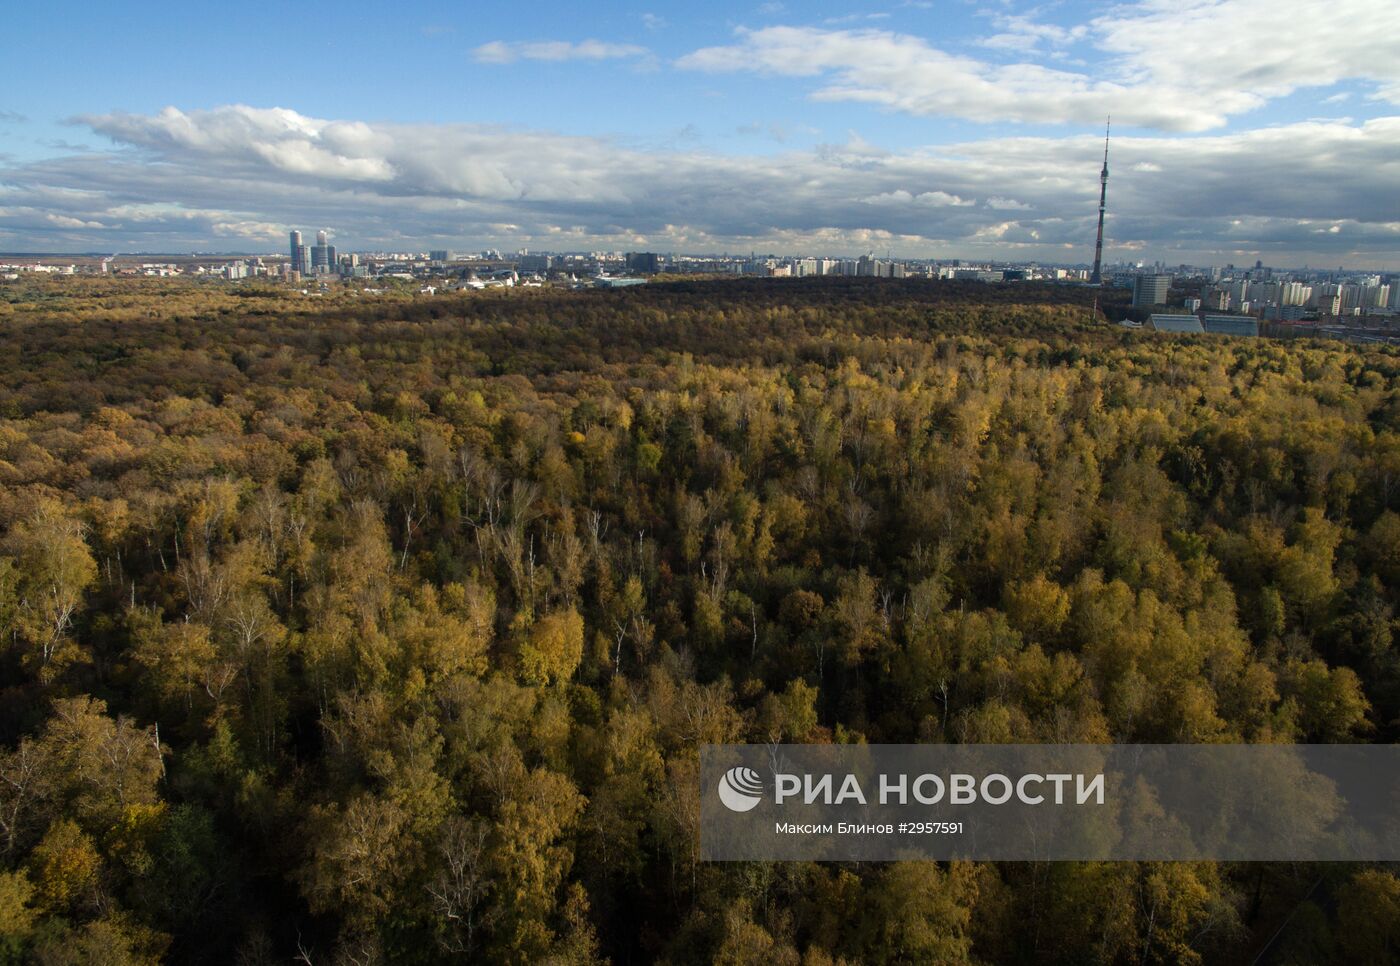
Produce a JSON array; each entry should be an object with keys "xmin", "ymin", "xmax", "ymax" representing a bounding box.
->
[{"xmin": 3, "ymin": 0, "xmax": 1400, "ymax": 265}]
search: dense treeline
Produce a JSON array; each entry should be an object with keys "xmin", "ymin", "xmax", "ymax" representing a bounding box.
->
[{"xmin": 1, "ymin": 276, "xmax": 1398, "ymax": 964}]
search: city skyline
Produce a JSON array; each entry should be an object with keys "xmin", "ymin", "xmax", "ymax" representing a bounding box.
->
[{"xmin": 3, "ymin": 0, "xmax": 1400, "ymax": 266}]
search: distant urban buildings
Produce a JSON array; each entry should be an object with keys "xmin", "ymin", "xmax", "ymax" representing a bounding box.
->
[
  {"xmin": 1192, "ymin": 271, "xmax": 1394, "ymax": 319},
  {"xmin": 289, "ymin": 227, "xmax": 339, "ymax": 277},
  {"xmin": 8, "ymin": 235, "xmax": 1399, "ymax": 349},
  {"xmin": 311, "ymin": 230, "xmax": 336, "ymax": 273}
]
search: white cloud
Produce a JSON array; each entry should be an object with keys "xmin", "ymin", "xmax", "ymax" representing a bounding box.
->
[
  {"xmin": 1092, "ymin": 0, "xmax": 1400, "ymax": 108},
  {"xmin": 979, "ymin": 14, "xmax": 1087, "ymax": 53},
  {"xmin": 862, "ymin": 189, "xmax": 974, "ymax": 207},
  {"xmin": 678, "ymin": 0, "xmax": 1400, "ymax": 131},
  {"xmin": 82, "ymin": 106, "xmax": 397, "ymax": 181},
  {"xmin": 4, "ymin": 105, "xmax": 1400, "ymax": 265},
  {"xmin": 211, "ymin": 220, "xmax": 288, "ymax": 240},
  {"xmin": 677, "ymin": 26, "xmax": 1224, "ymax": 130},
  {"xmin": 473, "ymin": 39, "xmax": 648, "ymax": 64},
  {"xmin": 46, "ymin": 213, "xmax": 106, "ymax": 228}
]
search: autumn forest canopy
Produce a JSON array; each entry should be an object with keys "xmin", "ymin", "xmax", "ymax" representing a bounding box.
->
[{"xmin": 1, "ymin": 275, "xmax": 1399, "ymax": 964}]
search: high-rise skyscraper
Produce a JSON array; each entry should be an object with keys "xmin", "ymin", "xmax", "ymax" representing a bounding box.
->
[
  {"xmin": 1090, "ymin": 119, "xmax": 1110, "ymax": 286},
  {"xmin": 1132, "ymin": 274, "xmax": 1171, "ymax": 308},
  {"xmin": 289, "ymin": 230, "xmax": 303, "ymax": 273},
  {"xmin": 311, "ymin": 229, "xmax": 332, "ymax": 273}
]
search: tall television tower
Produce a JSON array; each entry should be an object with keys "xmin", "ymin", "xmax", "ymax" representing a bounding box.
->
[{"xmin": 1090, "ymin": 118, "xmax": 1110, "ymax": 285}]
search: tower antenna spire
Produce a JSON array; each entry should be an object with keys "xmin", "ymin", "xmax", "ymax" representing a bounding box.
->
[{"xmin": 1090, "ymin": 116, "xmax": 1110, "ymax": 288}]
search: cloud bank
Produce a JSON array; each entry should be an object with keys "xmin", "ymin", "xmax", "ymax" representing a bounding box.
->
[{"xmin": 1, "ymin": 104, "xmax": 1398, "ymax": 264}]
